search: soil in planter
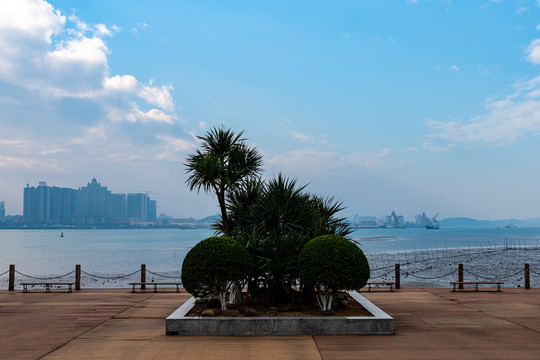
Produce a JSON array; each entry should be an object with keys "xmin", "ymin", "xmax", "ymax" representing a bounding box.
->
[{"xmin": 187, "ymin": 293, "xmax": 373, "ymax": 317}]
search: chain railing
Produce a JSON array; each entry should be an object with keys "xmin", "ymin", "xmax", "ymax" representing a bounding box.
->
[
  {"xmin": 146, "ymin": 270, "xmax": 181, "ymax": 279},
  {"xmin": 3, "ymin": 245, "xmax": 540, "ymax": 290},
  {"xmin": 402, "ymin": 269, "xmax": 458, "ymax": 280},
  {"xmin": 463, "ymin": 268, "xmax": 523, "ymax": 281},
  {"xmin": 15, "ymin": 270, "xmax": 75, "ymax": 280},
  {"xmin": 80, "ymin": 269, "xmax": 140, "ymax": 280}
]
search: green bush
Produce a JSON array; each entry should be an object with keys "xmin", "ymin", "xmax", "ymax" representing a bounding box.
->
[
  {"xmin": 181, "ymin": 236, "xmax": 253, "ymax": 296},
  {"xmin": 298, "ymin": 235, "xmax": 370, "ymax": 293}
]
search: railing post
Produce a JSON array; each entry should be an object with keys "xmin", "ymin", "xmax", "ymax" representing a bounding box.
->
[
  {"xmin": 458, "ymin": 264, "xmax": 464, "ymax": 289},
  {"xmin": 525, "ymin": 263, "xmax": 530, "ymax": 289},
  {"xmin": 75, "ymin": 264, "xmax": 81, "ymax": 290},
  {"xmin": 8, "ymin": 264, "xmax": 15, "ymax": 291},
  {"xmin": 395, "ymin": 263, "xmax": 400, "ymax": 289},
  {"xmin": 141, "ymin": 264, "xmax": 146, "ymax": 290}
]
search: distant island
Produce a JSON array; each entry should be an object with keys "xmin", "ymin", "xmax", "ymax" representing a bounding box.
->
[
  {"xmin": 0, "ymin": 214, "xmax": 219, "ymax": 230},
  {"xmin": 2, "ymin": 213, "xmax": 540, "ymax": 230},
  {"xmin": 349, "ymin": 215, "xmax": 540, "ymax": 229},
  {"xmin": 438, "ymin": 217, "xmax": 540, "ymax": 229}
]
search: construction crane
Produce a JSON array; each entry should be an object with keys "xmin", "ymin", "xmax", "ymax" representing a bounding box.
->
[
  {"xmin": 391, "ymin": 210, "xmax": 399, "ymax": 227},
  {"xmin": 426, "ymin": 212, "xmax": 440, "ymax": 229}
]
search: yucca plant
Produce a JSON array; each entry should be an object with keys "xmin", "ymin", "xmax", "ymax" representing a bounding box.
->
[
  {"xmin": 185, "ymin": 126, "xmax": 263, "ymax": 236},
  {"xmin": 217, "ymin": 173, "xmax": 352, "ymax": 304}
]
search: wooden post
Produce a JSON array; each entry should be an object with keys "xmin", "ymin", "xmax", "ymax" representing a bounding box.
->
[
  {"xmin": 395, "ymin": 263, "xmax": 400, "ymax": 289},
  {"xmin": 8, "ymin": 264, "xmax": 15, "ymax": 291},
  {"xmin": 141, "ymin": 264, "xmax": 146, "ymax": 290},
  {"xmin": 525, "ymin": 263, "xmax": 530, "ymax": 290},
  {"xmin": 458, "ymin": 264, "xmax": 464, "ymax": 289},
  {"xmin": 75, "ymin": 264, "xmax": 81, "ymax": 290}
]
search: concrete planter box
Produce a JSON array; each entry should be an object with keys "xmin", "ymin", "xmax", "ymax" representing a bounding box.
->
[{"xmin": 166, "ymin": 291, "xmax": 393, "ymax": 336}]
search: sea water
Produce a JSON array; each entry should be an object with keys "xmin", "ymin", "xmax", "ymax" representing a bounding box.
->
[
  {"xmin": 353, "ymin": 227, "xmax": 540, "ymax": 254},
  {"xmin": 1, "ymin": 227, "xmax": 539, "ymax": 282},
  {"xmin": 0, "ymin": 228, "xmax": 213, "ymax": 278}
]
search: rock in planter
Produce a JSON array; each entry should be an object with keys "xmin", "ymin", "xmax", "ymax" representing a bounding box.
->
[
  {"xmin": 222, "ymin": 309, "xmax": 239, "ymax": 317},
  {"xmin": 245, "ymin": 308, "xmax": 259, "ymax": 317},
  {"xmin": 201, "ymin": 309, "xmax": 215, "ymax": 317}
]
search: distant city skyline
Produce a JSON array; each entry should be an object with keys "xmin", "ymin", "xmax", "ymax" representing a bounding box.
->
[
  {"xmin": 22, "ymin": 178, "xmax": 156, "ymax": 225},
  {"xmin": 2, "ymin": 1, "xmax": 540, "ymax": 220}
]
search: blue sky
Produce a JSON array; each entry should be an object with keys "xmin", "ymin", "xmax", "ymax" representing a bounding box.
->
[{"xmin": 1, "ymin": 0, "xmax": 540, "ymax": 220}]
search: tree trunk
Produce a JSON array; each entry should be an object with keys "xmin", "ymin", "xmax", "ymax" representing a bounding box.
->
[{"xmin": 216, "ymin": 188, "xmax": 230, "ymax": 236}]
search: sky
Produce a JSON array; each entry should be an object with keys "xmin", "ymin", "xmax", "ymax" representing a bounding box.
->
[{"xmin": 1, "ymin": 0, "xmax": 540, "ymax": 221}]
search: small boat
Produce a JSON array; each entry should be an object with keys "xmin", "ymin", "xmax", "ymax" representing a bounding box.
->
[
  {"xmin": 425, "ymin": 212, "xmax": 440, "ymax": 229},
  {"xmin": 505, "ymin": 222, "xmax": 516, "ymax": 229},
  {"xmin": 425, "ymin": 222, "xmax": 440, "ymax": 229},
  {"xmin": 60, "ymin": 232, "xmax": 64, "ymax": 237}
]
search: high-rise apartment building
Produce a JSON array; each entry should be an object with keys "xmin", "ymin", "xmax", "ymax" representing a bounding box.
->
[
  {"xmin": 110, "ymin": 193, "xmax": 127, "ymax": 219},
  {"xmin": 77, "ymin": 178, "xmax": 111, "ymax": 222},
  {"xmin": 23, "ymin": 179, "xmax": 156, "ymax": 225},
  {"xmin": 0, "ymin": 200, "xmax": 5, "ymax": 221},
  {"xmin": 147, "ymin": 199, "xmax": 157, "ymax": 221},
  {"xmin": 23, "ymin": 181, "xmax": 52, "ymax": 223},
  {"xmin": 127, "ymin": 193, "xmax": 147, "ymax": 221}
]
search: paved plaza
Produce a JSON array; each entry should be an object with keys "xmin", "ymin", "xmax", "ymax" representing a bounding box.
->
[{"xmin": 1, "ymin": 287, "xmax": 540, "ymax": 359}]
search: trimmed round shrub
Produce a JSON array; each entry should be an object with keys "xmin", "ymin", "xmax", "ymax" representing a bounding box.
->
[
  {"xmin": 181, "ymin": 235, "xmax": 253, "ymax": 296},
  {"xmin": 298, "ymin": 235, "xmax": 370, "ymax": 292}
]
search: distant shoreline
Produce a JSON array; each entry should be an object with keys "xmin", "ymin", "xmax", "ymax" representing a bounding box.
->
[{"xmin": 0, "ymin": 224, "xmax": 212, "ymax": 230}]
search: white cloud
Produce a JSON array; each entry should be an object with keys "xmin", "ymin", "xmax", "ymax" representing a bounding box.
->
[
  {"xmin": 267, "ymin": 148, "xmax": 391, "ymax": 175},
  {"xmin": 95, "ymin": 23, "xmax": 114, "ymax": 37},
  {"xmin": 0, "ymin": 0, "xmax": 65, "ymax": 42},
  {"xmin": 290, "ymin": 130, "xmax": 314, "ymax": 142},
  {"xmin": 526, "ymin": 39, "xmax": 540, "ymax": 65},
  {"xmin": 422, "ymin": 140, "xmax": 452, "ymax": 153},
  {"xmin": 126, "ymin": 107, "xmax": 176, "ymax": 124},
  {"xmin": 480, "ymin": 0, "xmax": 502, "ymax": 10},
  {"xmin": 103, "ymin": 75, "xmax": 139, "ymax": 92},
  {"xmin": 450, "ymin": 65, "xmax": 460, "ymax": 71},
  {"xmin": 131, "ymin": 22, "xmax": 150, "ymax": 34},
  {"xmin": 139, "ymin": 83, "xmax": 175, "ymax": 112},
  {"xmin": 424, "ymin": 39, "xmax": 540, "ymax": 151},
  {"xmin": 0, "ymin": 0, "xmax": 193, "ymax": 198},
  {"xmin": 478, "ymin": 64, "xmax": 491, "ymax": 76},
  {"xmin": 424, "ymin": 74, "xmax": 540, "ymax": 148},
  {"xmin": 0, "ymin": 0, "xmax": 176, "ymax": 124},
  {"xmin": 0, "ymin": 155, "xmax": 57, "ymax": 170},
  {"xmin": 154, "ymin": 135, "xmax": 196, "ymax": 160},
  {"xmin": 50, "ymin": 36, "xmax": 108, "ymax": 64}
]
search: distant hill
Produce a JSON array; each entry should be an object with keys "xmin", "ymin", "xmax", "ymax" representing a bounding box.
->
[
  {"xmin": 173, "ymin": 215, "xmax": 218, "ymax": 224},
  {"xmin": 440, "ymin": 217, "xmax": 540, "ymax": 228},
  {"xmin": 197, "ymin": 215, "xmax": 219, "ymax": 224}
]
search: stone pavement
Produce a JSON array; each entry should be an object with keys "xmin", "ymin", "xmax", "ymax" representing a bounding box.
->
[{"xmin": 1, "ymin": 287, "xmax": 540, "ymax": 359}]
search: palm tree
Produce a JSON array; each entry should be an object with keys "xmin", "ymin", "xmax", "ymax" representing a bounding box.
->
[
  {"xmin": 185, "ymin": 126, "xmax": 263, "ymax": 235},
  {"xmin": 220, "ymin": 173, "xmax": 352, "ymax": 304}
]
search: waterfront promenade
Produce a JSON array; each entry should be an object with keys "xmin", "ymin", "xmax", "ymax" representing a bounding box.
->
[{"xmin": 1, "ymin": 288, "xmax": 540, "ymax": 359}]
